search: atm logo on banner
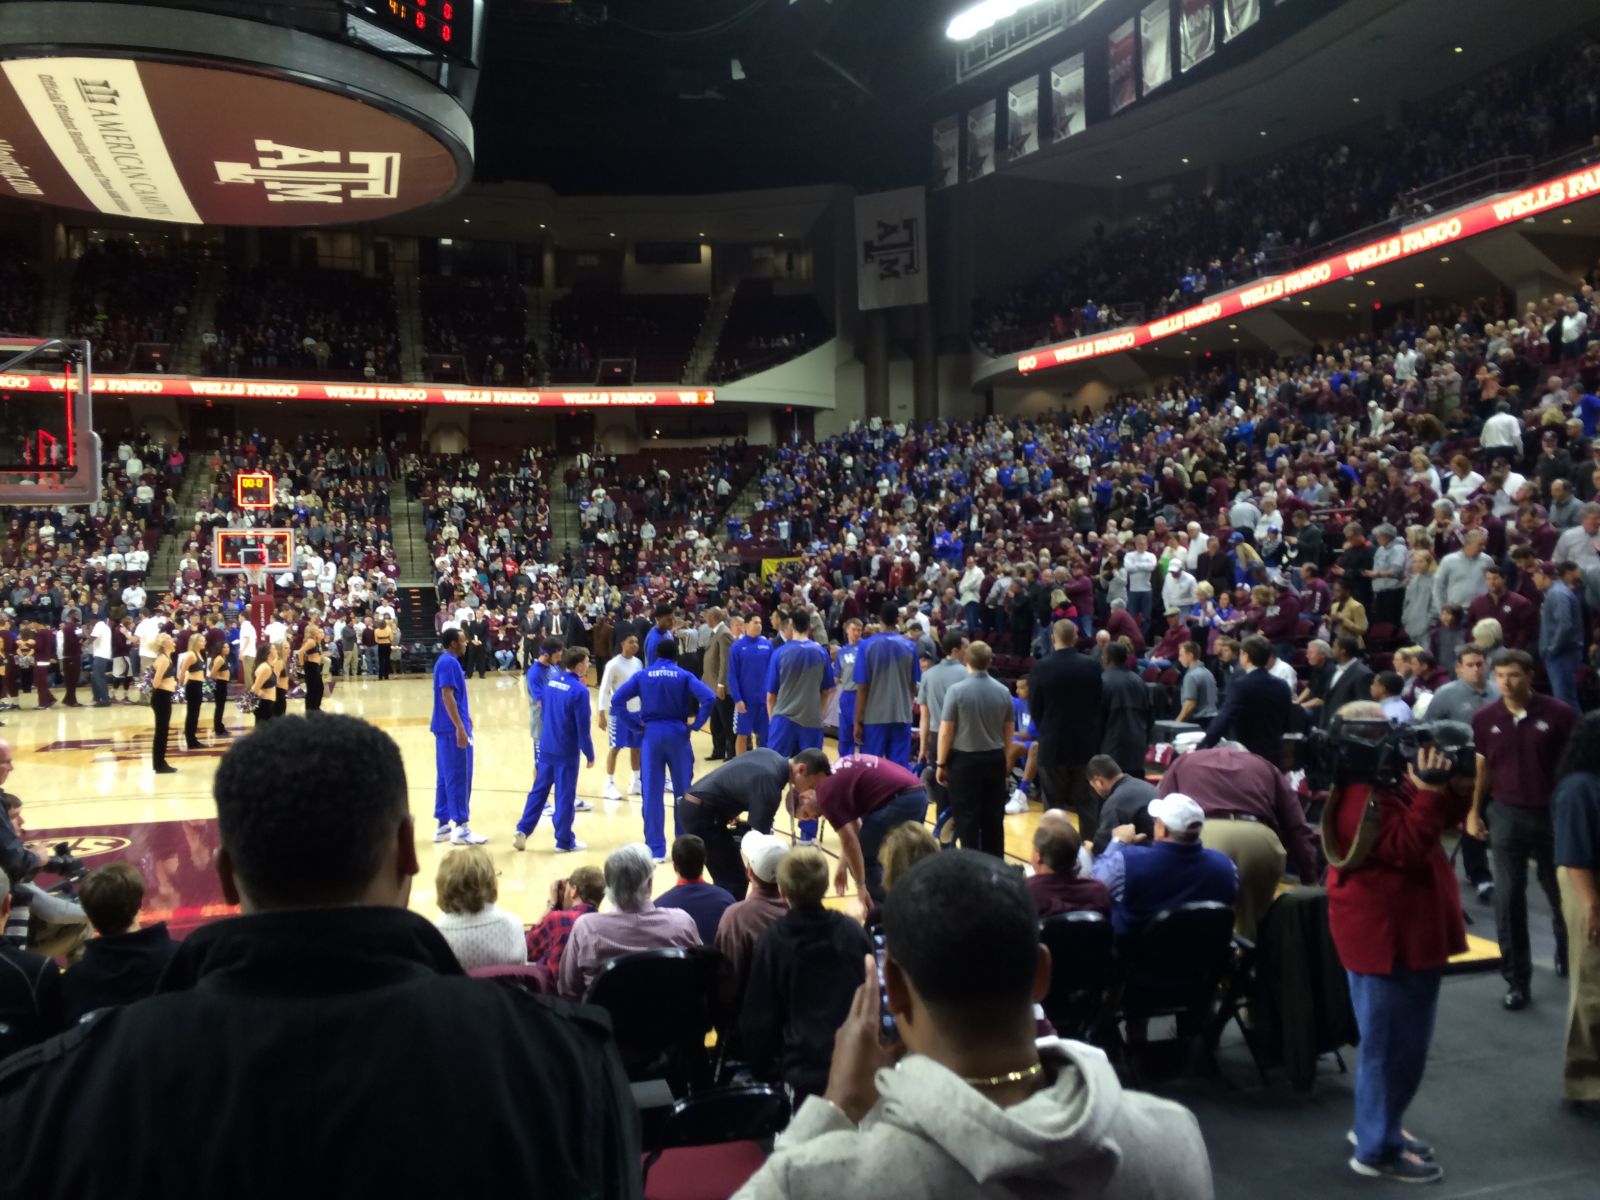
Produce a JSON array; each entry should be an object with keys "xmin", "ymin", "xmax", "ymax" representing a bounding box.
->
[{"xmin": 215, "ymin": 141, "xmax": 401, "ymax": 205}]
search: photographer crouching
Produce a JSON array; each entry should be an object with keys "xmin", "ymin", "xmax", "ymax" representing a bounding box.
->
[{"xmin": 1321, "ymin": 701, "xmax": 1473, "ymax": 1186}]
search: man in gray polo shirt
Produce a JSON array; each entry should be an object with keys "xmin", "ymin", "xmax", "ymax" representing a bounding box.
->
[
  {"xmin": 936, "ymin": 640, "xmax": 1014, "ymax": 857},
  {"xmin": 1176, "ymin": 641, "xmax": 1218, "ymax": 728},
  {"xmin": 1421, "ymin": 642, "xmax": 1498, "ymax": 902},
  {"xmin": 917, "ymin": 631, "xmax": 967, "ymax": 837}
]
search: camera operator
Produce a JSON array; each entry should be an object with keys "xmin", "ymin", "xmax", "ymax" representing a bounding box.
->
[
  {"xmin": 0, "ymin": 742, "xmax": 89, "ymax": 952},
  {"xmin": 1323, "ymin": 701, "xmax": 1469, "ymax": 1185}
]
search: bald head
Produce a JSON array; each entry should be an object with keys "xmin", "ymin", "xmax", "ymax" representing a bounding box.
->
[{"xmin": 1032, "ymin": 810, "xmax": 1083, "ymax": 875}]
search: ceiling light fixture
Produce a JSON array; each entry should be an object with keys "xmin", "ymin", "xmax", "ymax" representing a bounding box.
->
[
  {"xmin": 1439, "ymin": 256, "xmax": 1450, "ymax": 263},
  {"xmin": 1453, "ymin": 45, "xmax": 1463, "ymax": 53},
  {"xmin": 1114, "ymin": 173, "xmax": 1123, "ymax": 180},
  {"xmin": 944, "ymin": 0, "xmax": 1050, "ymax": 41},
  {"xmin": 1562, "ymin": 217, "xmax": 1573, "ymax": 225},
  {"xmin": 1415, "ymin": 282, "xmax": 1425, "ymax": 289},
  {"xmin": 1181, "ymin": 157, "xmax": 1190, "ymax": 164},
  {"xmin": 1351, "ymin": 96, "xmax": 1360, "ymax": 103}
]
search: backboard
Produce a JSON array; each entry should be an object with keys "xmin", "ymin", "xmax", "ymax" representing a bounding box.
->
[
  {"xmin": 0, "ymin": 335, "xmax": 100, "ymax": 506},
  {"xmin": 212, "ymin": 527, "xmax": 296, "ymax": 575}
]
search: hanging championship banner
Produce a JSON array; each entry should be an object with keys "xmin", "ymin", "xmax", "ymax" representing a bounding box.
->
[
  {"xmin": 965, "ymin": 99, "xmax": 997, "ymax": 180},
  {"xmin": 1006, "ymin": 76, "xmax": 1040, "ymax": 161},
  {"xmin": 1224, "ymin": 0, "xmax": 1260, "ymax": 40},
  {"xmin": 1049, "ymin": 54, "xmax": 1086, "ymax": 143},
  {"xmin": 1140, "ymin": 0, "xmax": 1172, "ymax": 95},
  {"xmin": 854, "ymin": 186, "xmax": 928, "ymax": 310},
  {"xmin": 1180, "ymin": 0, "xmax": 1215, "ymax": 72},
  {"xmin": 1107, "ymin": 19, "xmax": 1137, "ymax": 114},
  {"xmin": 931, "ymin": 115, "xmax": 960, "ymax": 190}
]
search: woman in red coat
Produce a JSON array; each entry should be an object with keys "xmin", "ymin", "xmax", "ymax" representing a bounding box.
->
[{"xmin": 1324, "ymin": 701, "xmax": 1467, "ymax": 1185}]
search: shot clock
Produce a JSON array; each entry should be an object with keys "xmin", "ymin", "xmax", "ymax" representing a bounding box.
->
[{"xmin": 234, "ymin": 471, "xmax": 276, "ymax": 512}]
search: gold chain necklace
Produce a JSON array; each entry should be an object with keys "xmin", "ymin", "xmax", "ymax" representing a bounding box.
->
[{"xmin": 961, "ymin": 1062, "xmax": 1044, "ymax": 1088}]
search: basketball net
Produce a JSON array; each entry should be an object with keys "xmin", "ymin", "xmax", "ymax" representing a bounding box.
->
[{"xmin": 243, "ymin": 563, "xmax": 267, "ymax": 594}]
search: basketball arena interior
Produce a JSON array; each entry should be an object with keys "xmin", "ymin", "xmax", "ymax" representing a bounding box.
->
[{"xmin": 0, "ymin": 0, "xmax": 1597, "ymax": 1194}]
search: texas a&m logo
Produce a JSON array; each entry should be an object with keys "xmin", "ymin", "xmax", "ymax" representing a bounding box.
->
[{"xmin": 214, "ymin": 141, "xmax": 401, "ymax": 204}]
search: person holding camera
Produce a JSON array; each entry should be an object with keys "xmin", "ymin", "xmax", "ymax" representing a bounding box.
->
[
  {"xmin": 1468, "ymin": 650, "xmax": 1577, "ymax": 1012},
  {"xmin": 1324, "ymin": 701, "xmax": 1469, "ymax": 1185}
]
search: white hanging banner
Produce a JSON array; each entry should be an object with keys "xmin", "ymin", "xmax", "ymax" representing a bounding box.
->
[
  {"xmin": 1049, "ymin": 54, "xmax": 1086, "ymax": 143},
  {"xmin": 932, "ymin": 115, "xmax": 960, "ymax": 190},
  {"xmin": 1108, "ymin": 19, "xmax": 1137, "ymax": 114},
  {"xmin": 854, "ymin": 186, "xmax": 928, "ymax": 311},
  {"xmin": 965, "ymin": 99, "xmax": 997, "ymax": 180},
  {"xmin": 1141, "ymin": 0, "xmax": 1172, "ymax": 95},
  {"xmin": 1180, "ymin": 0, "xmax": 1215, "ymax": 72},
  {"xmin": 1224, "ymin": 0, "xmax": 1260, "ymax": 41},
  {"xmin": 1006, "ymin": 76, "xmax": 1040, "ymax": 161}
]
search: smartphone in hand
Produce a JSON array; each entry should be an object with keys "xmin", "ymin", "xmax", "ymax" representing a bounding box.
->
[{"xmin": 872, "ymin": 928, "xmax": 899, "ymax": 1042}]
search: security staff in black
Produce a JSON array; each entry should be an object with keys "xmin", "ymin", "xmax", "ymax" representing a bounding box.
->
[{"xmin": 681, "ymin": 747, "xmax": 813, "ymax": 899}]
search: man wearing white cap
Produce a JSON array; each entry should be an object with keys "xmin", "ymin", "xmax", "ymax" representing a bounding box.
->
[
  {"xmin": 1091, "ymin": 793, "xmax": 1239, "ymax": 942},
  {"xmin": 712, "ymin": 831, "xmax": 789, "ymax": 1009}
]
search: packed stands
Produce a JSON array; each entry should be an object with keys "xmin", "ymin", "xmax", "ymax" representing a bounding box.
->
[
  {"xmin": 420, "ymin": 275, "xmax": 533, "ymax": 384},
  {"xmin": 202, "ymin": 266, "xmax": 400, "ymax": 381},
  {"xmin": 710, "ymin": 281, "xmax": 831, "ymax": 382},
  {"xmin": 0, "ymin": 239, "xmax": 43, "ymax": 338},
  {"xmin": 974, "ymin": 42, "xmax": 1600, "ymax": 354},
  {"xmin": 547, "ymin": 287, "xmax": 708, "ymax": 383},
  {"xmin": 66, "ymin": 238, "xmax": 201, "ymax": 373}
]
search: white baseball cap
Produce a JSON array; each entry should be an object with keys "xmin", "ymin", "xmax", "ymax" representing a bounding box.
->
[
  {"xmin": 1147, "ymin": 793, "xmax": 1205, "ymax": 835},
  {"xmin": 739, "ymin": 831, "xmax": 788, "ymax": 883}
]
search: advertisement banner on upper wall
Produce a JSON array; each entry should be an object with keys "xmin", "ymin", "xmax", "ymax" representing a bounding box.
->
[
  {"xmin": 1140, "ymin": 0, "xmax": 1172, "ymax": 96},
  {"xmin": 965, "ymin": 99, "xmax": 997, "ymax": 180},
  {"xmin": 854, "ymin": 186, "xmax": 929, "ymax": 310},
  {"xmin": 1006, "ymin": 76, "xmax": 1041, "ymax": 161},
  {"xmin": 1224, "ymin": 0, "xmax": 1260, "ymax": 41},
  {"xmin": 1049, "ymin": 54, "xmax": 1086, "ymax": 143},
  {"xmin": 1180, "ymin": 0, "xmax": 1216, "ymax": 72},
  {"xmin": 1108, "ymin": 19, "xmax": 1138, "ymax": 114},
  {"xmin": 931, "ymin": 115, "xmax": 960, "ymax": 189}
]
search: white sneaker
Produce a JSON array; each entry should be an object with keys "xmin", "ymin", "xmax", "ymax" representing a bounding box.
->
[
  {"xmin": 628, "ymin": 778, "xmax": 642, "ymax": 797},
  {"xmin": 555, "ymin": 840, "xmax": 589, "ymax": 854},
  {"xmin": 652, "ymin": 854, "xmax": 667, "ymax": 864},
  {"xmin": 574, "ymin": 798, "xmax": 594, "ymax": 812},
  {"xmin": 512, "ymin": 831, "xmax": 527, "ymax": 851},
  {"xmin": 1006, "ymin": 789, "xmax": 1029, "ymax": 815},
  {"xmin": 432, "ymin": 823, "xmax": 453, "ymax": 843},
  {"xmin": 451, "ymin": 826, "xmax": 488, "ymax": 845},
  {"xmin": 603, "ymin": 780, "xmax": 622, "ymax": 801}
]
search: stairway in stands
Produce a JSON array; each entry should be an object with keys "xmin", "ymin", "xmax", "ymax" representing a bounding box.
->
[
  {"xmin": 395, "ymin": 268, "xmax": 424, "ymax": 382},
  {"xmin": 684, "ymin": 284, "xmax": 737, "ymax": 385},
  {"xmin": 149, "ymin": 457, "xmax": 214, "ymax": 594},
  {"xmin": 549, "ymin": 457, "xmax": 583, "ymax": 551},
  {"xmin": 395, "ymin": 586, "xmax": 440, "ymax": 668},
  {"xmin": 389, "ymin": 476, "xmax": 439, "ymax": 666}
]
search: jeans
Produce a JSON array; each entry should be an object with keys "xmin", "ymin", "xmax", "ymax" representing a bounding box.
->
[
  {"xmin": 1127, "ymin": 589, "xmax": 1153, "ymax": 633},
  {"xmin": 90, "ymin": 656, "xmax": 111, "ymax": 704},
  {"xmin": 1489, "ymin": 802, "xmax": 1567, "ymax": 991},
  {"xmin": 1544, "ymin": 650, "xmax": 1581, "ymax": 711},
  {"xmin": 1347, "ymin": 967, "xmax": 1442, "ymax": 1165},
  {"xmin": 858, "ymin": 788, "xmax": 929, "ymax": 900}
]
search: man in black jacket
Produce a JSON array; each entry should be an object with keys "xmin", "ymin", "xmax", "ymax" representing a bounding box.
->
[
  {"xmin": 0, "ymin": 715, "xmax": 641, "ymax": 1199},
  {"xmin": 1319, "ymin": 636, "xmax": 1376, "ymax": 730},
  {"xmin": 1200, "ymin": 635, "xmax": 1295, "ymax": 765},
  {"xmin": 1099, "ymin": 641, "xmax": 1152, "ymax": 779},
  {"xmin": 1027, "ymin": 620, "xmax": 1105, "ymax": 830}
]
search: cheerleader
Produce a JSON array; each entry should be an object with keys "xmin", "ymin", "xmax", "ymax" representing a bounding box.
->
[
  {"xmin": 208, "ymin": 640, "xmax": 232, "ymax": 735},
  {"xmin": 299, "ymin": 622, "xmax": 325, "ymax": 712},
  {"xmin": 150, "ymin": 633, "xmax": 178, "ymax": 774},
  {"xmin": 175, "ymin": 634, "xmax": 205, "ymax": 749},
  {"xmin": 273, "ymin": 642, "xmax": 290, "ymax": 718},
  {"xmin": 249, "ymin": 644, "xmax": 278, "ymax": 729}
]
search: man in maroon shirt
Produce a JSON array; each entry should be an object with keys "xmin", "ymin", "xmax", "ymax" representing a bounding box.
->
[
  {"xmin": 1469, "ymin": 650, "xmax": 1578, "ymax": 1011},
  {"xmin": 58, "ymin": 609, "xmax": 83, "ymax": 708},
  {"xmin": 792, "ymin": 753, "xmax": 928, "ymax": 903},
  {"xmin": 1027, "ymin": 810, "xmax": 1111, "ymax": 918},
  {"xmin": 1466, "ymin": 564, "xmax": 1539, "ymax": 653}
]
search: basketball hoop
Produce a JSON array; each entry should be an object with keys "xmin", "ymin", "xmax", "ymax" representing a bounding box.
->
[{"xmin": 243, "ymin": 563, "xmax": 267, "ymax": 593}]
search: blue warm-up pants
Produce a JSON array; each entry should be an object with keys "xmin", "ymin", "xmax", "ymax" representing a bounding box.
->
[
  {"xmin": 837, "ymin": 692, "xmax": 858, "ymax": 756},
  {"xmin": 861, "ymin": 722, "xmax": 912, "ymax": 768},
  {"xmin": 434, "ymin": 735, "xmax": 474, "ymax": 827},
  {"xmin": 518, "ymin": 752, "xmax": 579, "ymax": 850},
  {"xmin": 641, "ymin": 721, "xmax": 694, "ymax": 857},
  {"xmin": 766, "ymin": 714, "xmax": 821, "ymax": 842}
]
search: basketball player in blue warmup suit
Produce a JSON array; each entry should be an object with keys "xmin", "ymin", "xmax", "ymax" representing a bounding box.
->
[
  {"xmin": 835, "ymin": 618, "xmax": 864, "ymax": 756},
  {"xmin": 764, "ymin": 609, "xmax": 835, "ymax": 841},
  {"xmin": 853, "ymin": 602, "xmax": 921, "ymax": 768},
  {"xmin": 728, "ymin": 611, "xmax": 774, "ymax": 754},
  {"xmin": 431, "ymin": 627, "xmax": 484, "ymax": 845},
  {"xmin": 513, "ymin": 646, "xmax": 595, "ymax": 852},
  {"xmin": 642, "ymin": 603, "xmax": 677, "ymax": 663},
  {"xmin": 610, "ymin": 637, "xmax": 716, "ymax": 861}
]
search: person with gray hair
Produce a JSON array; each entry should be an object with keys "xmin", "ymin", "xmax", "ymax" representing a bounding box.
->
[
  {"xmin": 557, "ymin": 842, "xmax": 701, "ymax": 997},
  {"xmin": 1369, "ymin": 525, "xmax": 1408, "ymax": 628},
  {"xmin": 1433, "ymin": 529, "xmax": 1492, "ymax": 610}
]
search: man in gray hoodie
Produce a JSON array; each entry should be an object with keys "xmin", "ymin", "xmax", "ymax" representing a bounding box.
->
[{"xmin": 734, "ymin": 850, "xmax": 1213, "ymax": 1200}]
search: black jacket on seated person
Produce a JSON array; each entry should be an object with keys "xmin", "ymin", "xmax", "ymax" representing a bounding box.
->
[
  {"xmin": 0, "ymin": 943, "xmax": 63, "ymax": 1057},
  {"xmin": 740, "ymin": 905, "xmax": 871, "ymax": 1099},
  {"xmin": 60, "ymin": 921, "xmax": 179, "ymax": 1023},
  {"xmin": 0, "ymin": 906, "xmax": 641, "ymax": 1199},
  {"xmin": 1200, "ymin": 667, "xmax": 1295, "ymax": 765}
]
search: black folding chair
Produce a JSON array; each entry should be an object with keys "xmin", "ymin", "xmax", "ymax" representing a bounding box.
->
[
  {"xmin": 1038, "ymin": 911, "xmax": 1115, "ymax": 1042},
  {"xmin": 1104, "ymin": 901, "xmax": 1238, "ymax": 1078},
  {"xmin": 585, "ymin": 946, "xmax": 722, "ymax": 1095},
  {"xmin": 641, "ymin": 1084, "xmax": 791, "ymax": 1193}
]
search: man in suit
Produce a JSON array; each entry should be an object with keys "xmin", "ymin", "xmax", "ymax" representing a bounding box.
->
[
  {"xmin": 1027, "ymin": 620, "xmax": 1105, "ymax": 831},
  {"xmin": 1099, "ymin": 641, "xmax": 1151, "ymax": 780},
  {"xmin": 1200, "ymin": 635, "xmax": 1295, "ymax": 765},
  {"xmin": 1319, "ymin": 635, "xmax": 1376, "ymax": 729},
  {"xmin": 701, "ymin": 608, "xmax": 736, "ymax": 760}
]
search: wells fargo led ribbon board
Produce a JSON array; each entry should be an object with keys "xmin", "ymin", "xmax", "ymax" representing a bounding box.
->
[{"xmin": 1010, "ymin": 159, "xmax": 1600, "ymax": 376}]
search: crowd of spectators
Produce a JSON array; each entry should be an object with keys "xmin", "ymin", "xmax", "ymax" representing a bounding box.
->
[
  {"xmin": 548, "ymin": 288, "xmax": 709, "ymax": 384},
  {"xmin": 66, "ymin": 239, "xmax": 200, "ymax": 372},
  {"xmin": 203, "ymin": 267, "xmax": 401, "ymax": 381},
  {"xmin": 420, "ymin": 275, "xmax": 535, "ymax": 384},
  {"xmin": 974, "ymin": 41, "xmax": 1600, "ymax": 354},
  {"xmin": 710, "ymin": 284, "xmax": 832, "ymax": 383}
]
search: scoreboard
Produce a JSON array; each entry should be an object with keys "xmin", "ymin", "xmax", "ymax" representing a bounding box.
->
[
  {"xmin": 234, "ymin": 471, "xmax": 275, "ymax": 511},
  {"xmin": 348, "ymin": 0, "xmax": 476, "ymax": 59}
]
